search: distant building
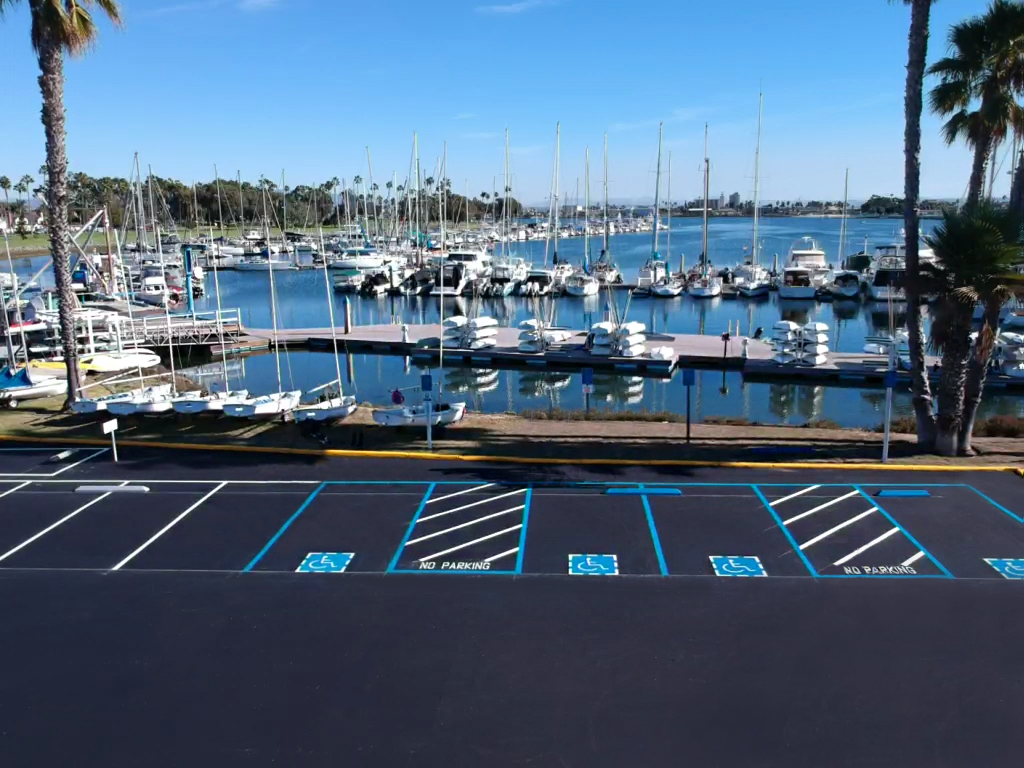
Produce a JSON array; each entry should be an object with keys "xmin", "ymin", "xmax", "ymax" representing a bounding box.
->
[
  {"xmin": 728, "ymin": 192, "xmax": 741, "ymax": 209},
  {"xmin": 717, "ymin": 193, "xmax": 726, "ymax": 210}
]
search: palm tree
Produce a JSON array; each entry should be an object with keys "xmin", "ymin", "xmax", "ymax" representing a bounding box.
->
[
  {"xmin": 0, "ymin": 1, "xmax": 121, "ymax": 404},
  {"xmin": 0, "ymin": 176, "xmax": 10, "ymax": 228},
  {"xmin": 894, "ymin": 0, "xmax": 938, "ymax": 448},
  {"xmin": 917, "ymin": 206, "xmax": 1021, "ymax": 455},
  {"xmin": 929, "ymin": 0, "xmax": 1024, "ymax": 210}
]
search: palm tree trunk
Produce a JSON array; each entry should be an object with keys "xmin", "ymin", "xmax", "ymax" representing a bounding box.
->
[
  {"xmin": 902, "ymin": 0, "xmax": 936, "ymax": 449},
  {"xmin": 958, "ymin": 302, "xmax": 1002, "ymax": 454},
  {"xmin": 37, "ymin": 39, "xmax": 81, "ymax": 407},
  {"xmin": 966, "ymin": 134, "xmax": 992, "ymax": 211},
  {"xmin": 934, "ymin": 312, "xmax": 973, "ymax": 456}
]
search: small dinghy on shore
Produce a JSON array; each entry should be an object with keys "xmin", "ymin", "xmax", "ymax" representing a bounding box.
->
[{"xmin": 372, "ymin": 401, "xmax": 466, "ymax": 427}]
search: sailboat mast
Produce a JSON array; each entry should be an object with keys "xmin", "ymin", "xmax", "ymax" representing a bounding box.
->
[
  {"xmin": 702, "ymin": 123, "xmax": 710, "ymax": 272},
  {"xmin": 261, "ymin": 187, "xmax": 284, "ymax": 394},
  {"xmin": 584, "ymin": 147, "xmax": 590, "ymax": 269},
  {"xmin": 214, "ymin": 165, "xmax": 225, "ymax": 240},
  {"xmin": 439, "ymin": 141, "xmax": 447, "ymax": 395},
  {"xmin": 553, "ymin": 122, "xmax": 560, "ymax": 263},
  {"xmin": 666, "ymin": 151, "xmax": 672, "ymax": 262},
  {"xmin": 839, "ymin": 168, "xmax": 849, "ymax": 268},
  {"xmin": 752, "ymin": 92, "xmax": 763, "ymax": 266},
  {"xmin": 603, "ymin": 133, "xmax": 609, "ymax": 253},
  {"xmin": 316, "ymin": 188, "xmax": 343, "ymax": 393},
  {"xmin": 148, "ymin": 165, "xmax": 176, "ymax": 393},
  {"xmin": 652, "ymin": 121, "xmax": 663, "ymax": 257},
  {"xmin": 237, "ymin": 171, "xmax": 244, "ymax": 235},
  {"xmin": 366, "ymin": 147, "xmax": 379, "ymax": 241},
  {"xmin": 503, "ymin": 129, "xmax": 511, "ymax": 250}
]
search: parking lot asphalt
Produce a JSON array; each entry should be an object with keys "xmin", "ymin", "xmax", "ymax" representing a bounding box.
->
[{"xmin": 0, "ymin": 443, "xmax": 1023, "ymax": 766}]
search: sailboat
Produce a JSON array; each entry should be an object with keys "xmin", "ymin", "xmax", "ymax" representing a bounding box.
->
[
  {"xmin": 824, "ymin": 169, "xmax": 861, "ymax": 301},
  {"xmin": 294, "ymin": 207, "xmax": 357, "ymax": 422},
  {"xmin": 591, "ymin": 134, "xmax": 621, "ymax": 286},
  {"xmin": 565, "ymin": 147, "xmax": 600, "ymax": 298},
  {"xmin": 223, "ymin": 188, "xmax": 301, "ymax": 418},
  {"xmin": 653, "ymin": 151, "xmax": 685, "ymax": 297},
  {"xmin": 687, "ymin": 124, "xmax": 723, "ymax": 298},
  {"xmin": 738, "ymin": 93, "xmax": 771, "ymax": 299},
  {"xmin": 637, "ymin": 123, "xmax": 670, "ymax": 296}
]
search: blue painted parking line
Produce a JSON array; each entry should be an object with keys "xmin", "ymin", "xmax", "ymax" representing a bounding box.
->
[
  {"xmin": 243, "ymin": 482, "xmax": 327, "ymax": 572},
  {"xmin": 877, "ymin": 490, "xmax": 931, "ymax": 498},
  {"xmin": 852, "ymin": 485, "xmax": 954, "ymax": 579},
  {"xmin": 751, "ymin": 485, "xmax": 818, "ymax": 577},
  {"xmin": 386, "ymin": 483, "xmax": 436, "ymax": 573},
  {"xmin": 514, "ymin": 487, "xmax": 533, "ymax": 575},
  {"xmin": 967, "ymin": 486, "xmax": 1024, "ymax": 524},
  {"xmin": 605, "ymin": 487, "xmax": 682, "ymax": 496},
  {"xmin": 638, "ymin": 486, "xmax": 669, "ymax": 576}
]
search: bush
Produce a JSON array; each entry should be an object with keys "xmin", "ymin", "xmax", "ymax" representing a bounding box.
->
[{"xmin": 874, "ymin": 414, "xmax": 1024, "ymax": 436}]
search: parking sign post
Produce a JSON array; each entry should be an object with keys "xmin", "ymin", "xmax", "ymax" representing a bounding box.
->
[
  {"xmin": 582, "ymin": 368, "xmax": 594, "ymax": 417},
  {"xmin": 421, "ymin": 373, "xmax": 433, "ymax": 450},
  {"xmin": 682, "ymin": 368, "xmax": 695, "ymax": 443},
  {"xmin": 102, "ymin": 418, "xmax": 119, "ymax": 462}
]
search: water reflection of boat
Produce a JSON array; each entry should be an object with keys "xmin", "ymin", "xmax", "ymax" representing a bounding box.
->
[
  {"xmin": 445, "ymin": 368, "xmax": 500, "ymax": 394},
  {"xmin": 518, "ymin": 371, "xmax": 572, "ymax": 397}
]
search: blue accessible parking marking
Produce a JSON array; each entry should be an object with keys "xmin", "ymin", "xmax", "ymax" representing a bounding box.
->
[
  {"xmin": 296, "ymin": 552, "xmax": 354, "ymax": 573},
  {"xmin": 568, "ymin": 554, "xmax": 619, "ymax": 576},
  {"xmin": 983, "ymin": 558, "xmax": 1024, "ymax": 580},
  {"xmin": 710, "ymin": 556, "xmax": 767, "ymax": 577}
]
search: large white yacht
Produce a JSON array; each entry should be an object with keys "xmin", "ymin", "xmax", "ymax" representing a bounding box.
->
[
  {"xmin": 778, "ymin": 237, "xmax": 829, "ymax": 299},
  {"xmin": 444, "ymin": 248, "xmax": 492, "ymax": 279}
]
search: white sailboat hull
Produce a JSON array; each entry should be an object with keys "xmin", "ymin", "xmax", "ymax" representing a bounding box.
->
[
  {"xmin": 331, "ymin": 255, "xmax": 384, "ymax": 270},
  {"xmin": 737, "ymin": 282, "xmax": 770, "ymax": 298},
  {"xmin": 687, "ymin": 280, "xmax": 722, "ymax": 298},
  {"xmin": 172, "ymin": 390, "xmax": 250, "ymax": 414},
  {"xmin": 222, "ymin": 390, "xmax": 302, "ymax": 418},
  {"xmin": 372, "ymin": 401, "xmax": 466, "ymax": 427},
  {"xmin": 73, "ymin": 384, "xmax": 172, "ymax": 415},
  {"xmin": 294, "ymin": 396, "xmax": 358, "ymax": 422}
]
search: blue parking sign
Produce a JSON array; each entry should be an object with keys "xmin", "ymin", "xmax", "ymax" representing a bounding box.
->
[
  {"xmin": 709, "ymin": 555, "xmax": 768, "ymax": 577},
  {"xmin": 296, "ymin": 552, "xmax": 355, "ymax": 573},
  {"xmin": 984, "ymin": 558, "xmax": 1024, "ymax": 579},
  {"xmin": 568, "ymin": 554, "xmax": 619, "ymax": 576}
]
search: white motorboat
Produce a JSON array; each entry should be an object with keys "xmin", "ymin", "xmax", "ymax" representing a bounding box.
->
[
  {"xmin": 486, "ymin": 257, "xmax": 529, "ymax": 296},
  {"xmin": 564, "ymin": 272, "xmax": 600, "ymax": 297},
  {"xmin": 294, "ymin": 394, "xmax": 358, "ymax": 422},
  {"xmin": 430, "ymin": 263, "xmax": 471, "ymax": 297},
  {"xmin": 235, "ymin": 257, "xmax": 295, "ymax": 271},
  {"xmin": 372, "ymin": 400, "xmax": 466, "ymax": 427},
  {"xmin": 171, "ymin": 389, "xmax": 250, "ymax": 415},
  {"xmin": 222, "ymin": 390, "xmax": 302, "ymax": 418},
  {"xmin": 0, "ymin": 366, "xmax": 67, "ymax": 407},
  {"xmin": 518, "ymin": 269, "xmax": 555, "ymax": 296},
  {"xmin": 866, "ymin": 256, "xmax": 906, "ymax": 302},
  {"xmin": 687, "ymin": 273, "xmax": 723, "ymax": 298},
  {"xmin": 445, "ymin": 249, "xmax": 492, "ymax": 279},
  {"xmin": 778, "ymin": 267, "xmax": 819, "ymax": 299},
  {"xmin": 332, "ymin": 269, "xmax": 365, "ymax": 293},
  {"xmin": 737, "ymin": 279, "xmax": 770, "ymax": 299},
  {"xmin": 72, "ymin": 383, "xmax": 172, "ymax": 414},
  {"xmin": 732, "ymin": 261, "xmax": 770, "ymax": 287},
  {"xmin": 824, "ymin": 270, "xmax": 862, "ymax": 300},
  {"xmin": 330, "ymin": 246, "xmax": 384, "ymax": 271}
]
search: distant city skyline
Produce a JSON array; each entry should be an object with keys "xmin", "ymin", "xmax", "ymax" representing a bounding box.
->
[{"xmin": 0, "ymin": 0, "xmax": 995, "ymax": 205}]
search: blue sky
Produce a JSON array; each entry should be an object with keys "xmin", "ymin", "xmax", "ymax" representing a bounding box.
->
[{"xmin": 0, "ymin": 0, "xmax": 994, "ymax": 205}]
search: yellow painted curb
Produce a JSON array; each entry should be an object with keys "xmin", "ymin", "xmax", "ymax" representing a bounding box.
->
[{"xmin": 0, "ymin": 432, "xmax": 1021, "ymax": 472}]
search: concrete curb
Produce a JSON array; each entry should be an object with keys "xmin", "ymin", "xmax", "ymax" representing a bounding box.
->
[{"xmin": 1, "ymin": 433, "xmax": 1022, "ymax": 472}]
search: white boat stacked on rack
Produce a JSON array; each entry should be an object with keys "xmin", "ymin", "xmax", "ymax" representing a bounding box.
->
[
  {"xmin": 78, "ymin": 349, "xmax": 161, "ymax": 374},
  {"xmin": 372, "ymin": 400, "xmax": 466, "ymax": 427},
  {"xmin": 72, "ymin": 383, "xmax": 173, "ymax": 415},
  {"xmin": 0, "ymin": 366, "xmax": 67, "ymax": 407},
  {"xmin": 443, "ymin": 315, "xmax": 499, "ymax": 350},
  {"xmin": 222, "ymin": 390, "xmax": 302, "ymax": 418},
  {"xmin": 106, "ymin": 384, "xmax": 192, "ymax": 415}
]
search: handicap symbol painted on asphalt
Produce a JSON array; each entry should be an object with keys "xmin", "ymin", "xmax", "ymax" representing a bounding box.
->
[
  {"xmin": 296, "ymin": 552, "xmax": 355, "ymax": 573},
  {"xmin": 984, "ymin": 558, "xmax": 1024, "ymax": 580},
  {"xmin": 568, "ymin": 554, "xmax": 619, "ymax": 576},
  {"xmin": 709, "ymin": 556, "xmax": 768, "ymax": 577}
]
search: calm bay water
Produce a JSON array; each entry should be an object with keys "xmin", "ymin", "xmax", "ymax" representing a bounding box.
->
[{"xmin": 11, "ymin": 216, "xmax": 1024, "ymax": 428}]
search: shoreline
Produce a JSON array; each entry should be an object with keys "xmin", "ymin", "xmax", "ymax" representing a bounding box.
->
[{"xmin": 1, "ymin": 404, "xmax": 1020, "ymax": 468}]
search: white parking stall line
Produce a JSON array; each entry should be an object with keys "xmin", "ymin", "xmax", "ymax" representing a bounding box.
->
[
  {"xmin": 426, "ymin": 483, "xmax": 497, "ymax": 504},
  {"xmin": 110, "ymin": 482, "xmax": 227, "ymax": 571},
  {"xmin": 769, "ymin": 485, "xmax": 821, "ymax": 506},
  {"xmin": 405, "ymin": 505, "xmax": 526, "ymax": 546},
  {"xmin": 418, "ymin": 525, "xmax": 523, "ymax": 562},
  {"xmin": 417, "ymin": 488, "xmax": 528, "ymax": 523},
  {"xmin": 783, "ymin": 491, "xmax": 861, "ymax": 525},
  {"xmin": 0, "ymin": 481, "xmax": 32, "ymax": 500},
  {"xmin": 0, "ymin": 481, "xmax": 130, "ymax": 564},
  {"xmin": 833, "ymin": 527, "xmax": 900, "ymax": 566},
  {"xmin": 901, "ymin": 551, "xmax": 927, "ymax": 567},
  {"xmin": 798, "ymin": 508, "xmax": 877, "ymax": 551},
  {"xmin": 484, "ymin": 548, "xmax": 519, "ymax": 563},
  {"xmin": 49, "ymin": 448, "xmax": 110, "ymax": 476}
]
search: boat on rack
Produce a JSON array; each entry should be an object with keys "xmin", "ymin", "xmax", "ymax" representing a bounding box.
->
[
  {"xmin": 0, "ymin": 366, "xmax": 67, "ymax": 407},
  {"xmin": 171, "ymin": 388, "xmax": 250, "ymax": 415},
  {"xmin": 222, "ymin": 390, "xmax": 302, "ymax": 418},
  {"xmin": 71, "ymin": 383, "xmax": 172, "ymax": 415}
]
